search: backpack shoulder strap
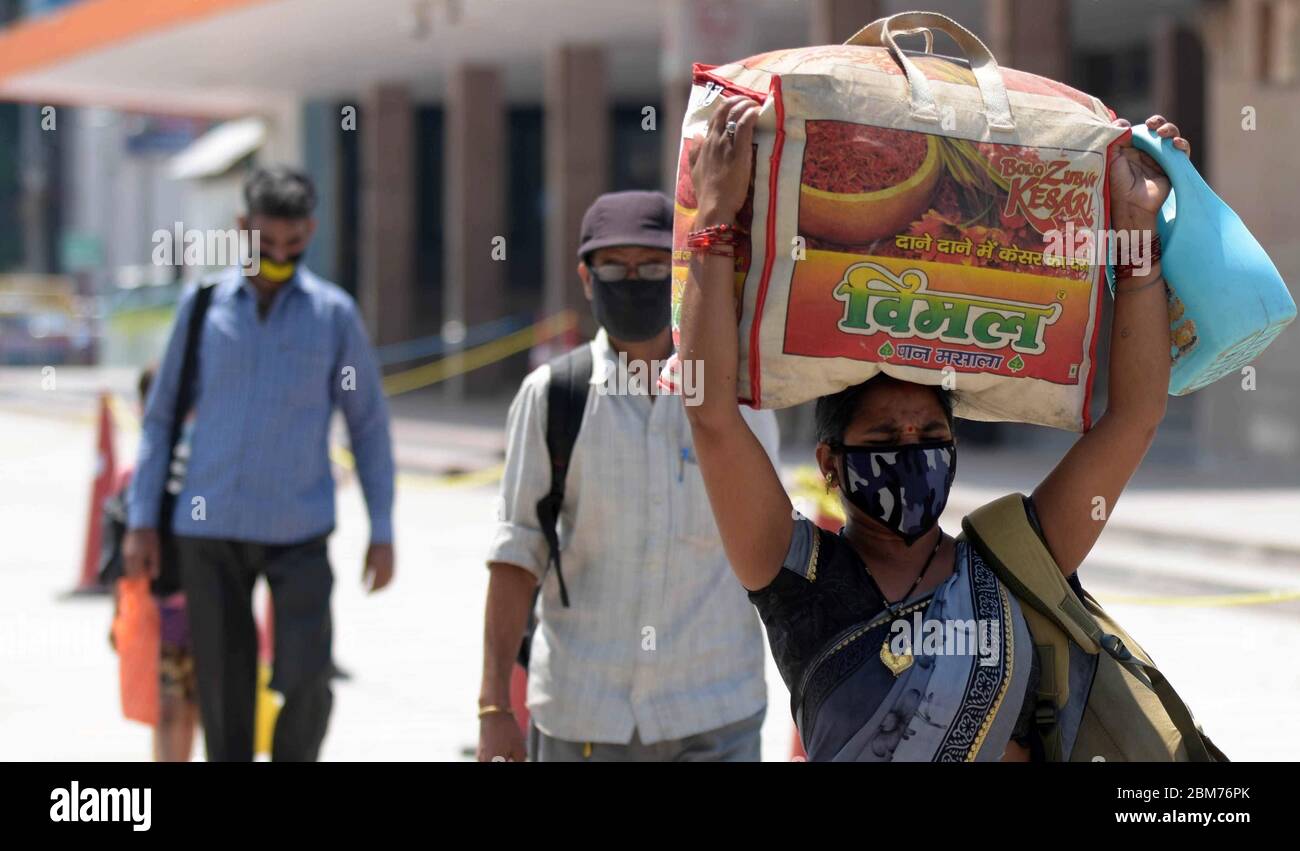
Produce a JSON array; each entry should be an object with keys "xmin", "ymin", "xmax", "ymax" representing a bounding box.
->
[
  {"xmin": 961, "ymin": 492, "xmax": 1219, "ymax": 762},
  {"xmin": 960, "ymin": 493, "xmax": 1102, "ymax": 652},
  {"xmin": 535, "ymin": 343, "xmax": 594, "ymax": 608}
]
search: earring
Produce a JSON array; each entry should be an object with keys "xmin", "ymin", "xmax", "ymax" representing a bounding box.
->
[{"xmin": 824, "ymin": 471, "xmax": 835, "ymax": 492}]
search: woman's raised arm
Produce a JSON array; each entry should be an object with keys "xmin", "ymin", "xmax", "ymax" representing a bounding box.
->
[
  {"xmin": 1032, "ymin": 116, "xmax": 1189, "ymax": 576},
  {"xmin": 681, "ymin": 96, "xmax": 793, "ymax": 591}
]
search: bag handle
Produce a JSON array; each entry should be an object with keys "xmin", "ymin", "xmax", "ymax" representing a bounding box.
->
[
  {"xmin": 845, "ymin": 11, "xmax": 1016, "ymax": 132},
  {"xmin": 890, "ymin": 25, "xmax": 934, "ymax": 55}
]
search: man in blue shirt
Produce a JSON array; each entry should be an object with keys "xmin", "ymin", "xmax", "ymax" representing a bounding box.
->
[{"xmin": 123, "ymin": 166, "xmax": 396, "ymax": 761}]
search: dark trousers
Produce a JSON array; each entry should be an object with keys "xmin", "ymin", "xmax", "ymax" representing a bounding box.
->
[{"xmin": 176, "ymin": 534, "xmax": 334, "ymax": 762}]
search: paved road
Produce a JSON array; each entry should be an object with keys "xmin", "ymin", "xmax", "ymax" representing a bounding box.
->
[{"xmin": 2, "ymin": 382, "xmax": 1297, "ymax": 761}]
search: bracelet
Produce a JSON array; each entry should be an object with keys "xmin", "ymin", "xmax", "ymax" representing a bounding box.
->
[
  {"xmin": 1114, "ymin": 274, "xmax": 1167, "ymax": 295},
  {"xmin": 1113, "ymin": 233, "xmax": 1161, "ymax": 280},
  {"xmin": 686, "ymin": 223, "xmax": 743, "ymax": 256},
  {"xmin": 477, "ymin": 704, "xmax": 514, "ymax": 719}
]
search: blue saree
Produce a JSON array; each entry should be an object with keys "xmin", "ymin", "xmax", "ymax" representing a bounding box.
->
[{"xmin": 750, "ymin": 513, "xmax": 1038, "ymax": 762}]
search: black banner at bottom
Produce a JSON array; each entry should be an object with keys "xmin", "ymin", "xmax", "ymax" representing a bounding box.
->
[{"xmin": 3, "ymin": 761, "xmax": 1285, "ymax": 837}]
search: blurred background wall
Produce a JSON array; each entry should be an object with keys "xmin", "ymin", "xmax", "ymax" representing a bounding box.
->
[{"xmin": 0, "ymin": 0, "xmax": 1295, "ymax": 468}]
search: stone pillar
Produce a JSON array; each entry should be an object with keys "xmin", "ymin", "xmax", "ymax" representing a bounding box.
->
[
  {"xmin": 544, "ymin": 44, "xmax": 608, "ymax": 341},
  {"xmin": 985, "ymin": 0, "xmax": 1071, "ymax": 82},
  {"xmin": 809, "ymin": 0, "xmax": 884, "ymax": 45},
  {"xmin": 301, "ymin": 101, "xmax": 341, "ymax": 285},
  {"xmin": 359, "ymin": 84, "xmax": 416, "ymax": 348},
  {"xmin": 1152, "ymin": 18, "xmax": 1207, "ymax": 170},
  {"xmin": 660, "ymin": 78, "xmax": 690, "ymax": 197},
  {"xmin": 444, "ymin": 65, "xmax": 508, "ymax": 395},
  {"xmin": 18, "ymin": 103, "xmax": 55, "ymax": 273}
]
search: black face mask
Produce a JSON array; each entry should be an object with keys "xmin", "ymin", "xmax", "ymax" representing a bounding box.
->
[{"xmin": 590, "ymin": 276, "xmax": 671, "ymax": 343}]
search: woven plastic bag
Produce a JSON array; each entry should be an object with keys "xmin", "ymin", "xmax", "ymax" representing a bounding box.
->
[{"xmin": 661, "ymin": 11, "xmax": 1130, "ymax": 431}]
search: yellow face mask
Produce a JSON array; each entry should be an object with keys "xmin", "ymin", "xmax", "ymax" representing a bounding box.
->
[{"xmin": 257, "ymin": 258, "xmax": 297, "ymax": 283}]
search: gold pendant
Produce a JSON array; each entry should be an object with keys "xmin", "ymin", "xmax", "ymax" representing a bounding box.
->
[{"xmin": 880, "ymin": 640, "xmax": 913, "ymax": 677}]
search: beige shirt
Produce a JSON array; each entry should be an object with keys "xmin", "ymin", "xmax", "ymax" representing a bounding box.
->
[{"xmin": 487, "ymin": 329, "xmax": 780, "ymax": 744}]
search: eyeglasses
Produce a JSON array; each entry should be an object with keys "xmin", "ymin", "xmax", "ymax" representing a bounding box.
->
[{"xmin": 590, "ymin": 262, "xmax": 671, "ymax": 283}]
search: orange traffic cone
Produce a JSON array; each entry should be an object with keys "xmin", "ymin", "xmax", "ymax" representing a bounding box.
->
[{"xmin": 72, "ymin": 393, "xmax": 116, "ymax": 595}]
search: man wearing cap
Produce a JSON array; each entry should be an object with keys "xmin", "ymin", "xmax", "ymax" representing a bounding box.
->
[{"xmin": 477, "ymin": 190, "xmax": 780, "ymax": 762}]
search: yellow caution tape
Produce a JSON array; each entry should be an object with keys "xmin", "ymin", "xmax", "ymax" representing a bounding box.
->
[
  {"xmin": 789, "ymin": 465, "xmax": 844, "ymax": 523},
  {"xmin": 381, "ymin": 310, "xmax": 578, "ymax": 396},
  {"xmin": 331, "ymin": 441, "xmax": 503, "ymax": 489},
  {"xmin": 1094, "ymin": 588, "xmax": 1300, "ymax": 608},
  {"xmin": 787, "ymin": 466, "xmax": 1300, "ymax": 608},
  {"xmin": 90, "ymin": 354, "xmax": 1300, "ymax": 597},
  {"xmin": 107, "ymin": 311, "xmax": 574, "ymax": 486}
]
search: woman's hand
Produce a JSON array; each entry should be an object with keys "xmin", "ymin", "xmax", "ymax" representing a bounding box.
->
[
  {"xmin": 1108, "ymin": 115, "xmax": 1190, "ymax": 231},
  {"xmin": 689, "ymin": 95, "xmax": 761, "ymax": 224}
]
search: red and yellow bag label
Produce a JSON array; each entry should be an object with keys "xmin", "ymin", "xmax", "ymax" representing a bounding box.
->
[{"xmin": 784, "ymin": 123, "xmax": 1106, "ymax": 387}]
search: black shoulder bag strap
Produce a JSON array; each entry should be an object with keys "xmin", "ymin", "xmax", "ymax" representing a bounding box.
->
[
  {"xmin": 153, "ymin": 280, "xmax": 217, "ymax": 593},
  {"xmin": 536, "ymin": 343, "xmax": 594, "ymax": 607},
  {"xmin": 516, "ymin": 344, "xmax": 593, "ymax": 669}
]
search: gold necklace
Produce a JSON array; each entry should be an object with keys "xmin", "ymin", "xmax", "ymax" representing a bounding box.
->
[{"xmin": 868, "ymin": 532, "xmax": 944, "ymax": 677}]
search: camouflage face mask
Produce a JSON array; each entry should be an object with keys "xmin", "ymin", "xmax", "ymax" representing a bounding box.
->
[{"xmin": 839, "ymin": 440, "xmax": 957, "ymax": 545}]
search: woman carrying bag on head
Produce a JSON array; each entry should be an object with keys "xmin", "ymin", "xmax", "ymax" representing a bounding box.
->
[{"xmin": 679, "ymin": 94, "xmax": 1206, "ymax": 761}]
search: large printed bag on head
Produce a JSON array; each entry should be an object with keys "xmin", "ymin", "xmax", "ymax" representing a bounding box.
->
[{"xmin": 661, "ymin": 11, "xmax": 1131, "ymax": 431}]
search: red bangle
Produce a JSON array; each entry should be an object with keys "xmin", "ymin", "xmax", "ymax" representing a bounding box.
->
[
  {"xmin": 686, "ymin": 224, "xmax": 743, "ymax": 256},
  {"xmin": 1114, "ymin": 233, "xmax": 1161, "ymax": 280}
]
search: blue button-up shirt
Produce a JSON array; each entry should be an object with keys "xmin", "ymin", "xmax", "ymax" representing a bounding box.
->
[{"xmin": 127, "ymin": 266, "xmax": 395, "ymax": 545}]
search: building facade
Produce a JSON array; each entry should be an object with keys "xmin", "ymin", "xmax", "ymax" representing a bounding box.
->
[{"xmin": 0, "ymin": 0, "xmax": 1295, "ymax": 468}]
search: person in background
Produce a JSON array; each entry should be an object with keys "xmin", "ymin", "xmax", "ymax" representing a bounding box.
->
[
  {"xmin": 478, "ymin": 190, "xmax": 781, "ymax": 762},
  {"xmin": 122, "ymin": 166, "xmax": 396, "ymax": 762},
  {"xmin": 107, "ymin": 366, "xmax": 200, "ymax": 762}
]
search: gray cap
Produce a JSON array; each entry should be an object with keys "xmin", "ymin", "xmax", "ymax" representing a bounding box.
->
[{"xmin": 577, "ymin": 190, "xmax": 674, "ymax": 262}]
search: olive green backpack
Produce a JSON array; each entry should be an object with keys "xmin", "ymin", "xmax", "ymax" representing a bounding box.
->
[{"xmin": 960, "ymin": 493, "xmax": 1228, "ymax": 762}]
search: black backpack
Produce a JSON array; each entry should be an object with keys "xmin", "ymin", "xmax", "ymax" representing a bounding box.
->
[{"xmin": 517, "ymin": 343, "xmax": 593, "ymax": 669}]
